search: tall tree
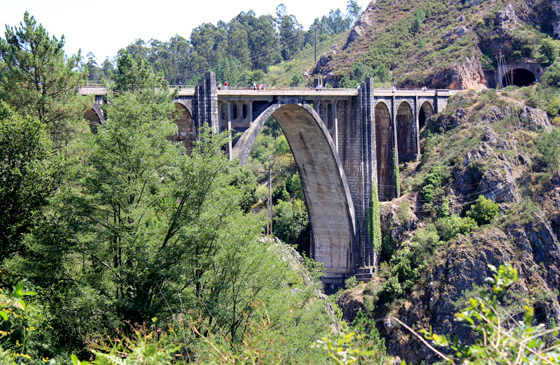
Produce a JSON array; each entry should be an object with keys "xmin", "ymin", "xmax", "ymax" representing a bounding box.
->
[
  {"xmin": 0, "ymin": 12, "xmax": 88, "ymax": 141},
  {"xmin": 0, "ymin": 102, "xmax": 63, "ymax": 264}
]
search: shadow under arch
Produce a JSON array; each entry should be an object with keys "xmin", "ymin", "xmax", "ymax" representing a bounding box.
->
[
  {"xmin": 84, "ymin": 104, "xmax": 104, "ymax": 133},
  {"xmin": 375, "ymin": 101, "xmax": 396, "ymax": 201},
  {"xmin": 396, "ymin": 101, "xmax": 415, "ymax": 162},
  {"xmin": 232, "ymin": 97, "xmax": 357, "ymax": 282},
  {"xmin": 419, "ymin": 101, "xmax": 434, "ymax": 131},
  {"xmin": 171, "ymin": 102, "xmax": 195, "ymax": 154}
]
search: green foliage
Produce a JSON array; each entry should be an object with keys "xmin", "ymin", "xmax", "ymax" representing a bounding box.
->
[
  {"xmin": 366, "ymin": 180, "xmax": 382, "ymax": 257},
  {"xmin": 0, "ymin": 282, "xmax": 37, "ymax": 363},
  {"xmin": 438, "ymin": 197, "xmax": 450, "ymax": 218},
  {"xmin": 345, "ymin": 276, "xmax": 358, "ymax": 289},
  {"xmin": 542, "ymin": 61, "xmax": 560, "ymax": 88},
  {"xmin": 273, "ymin": 134, "xmax": 291, "ymax": 155},
  {"xmin": 420, "ymin": 165, "xmax": 447, "ymax": 203},
  {"xmin": 374, "ymin": 65, "xmax": 391, "ymax": 84},
  {"xmin": 379, "ymin": 225, "xmax": 441, "ymax": 303},
  {"xmin": 421, "ymin": 263, "xmax": 560, "ymax": 364},
  {"xmin": 351, "ymin": 62, "xmax": 373, "ymax": 82},
  {"xmin": 314, "ymin": 331, "xmax": 378, "ymax": 365},
  {"xmin": 536, "ymin": 127, "xmax": 560, "ymax": 172},
  {"xmin": 466, "ymin": 195, "xmax": 499, "ymax": 225},
  {"xmin": 0, "ymin": 12, "xmax": 88, "ymax": 143},
  {"xmin": 290, "ymin": 73, "xmax": 305, "ymax": 87},
  {"xmin": 537, "ymin": 36, "xmax": 559, "ymax": 67},
  {"xmin": 397, "ymin": 200, "xmax": 410, "ymax": 224},
  {"xmin": 339, "ymin": 76, "xmax": 357, "ymax": 89},
  {"xmin": 0, "ymin": 103, "xmax": 63, "ymax": 262},
  {"xmin": 435, "ymin": 214, "xmax": 477, "ymax": 241},
  {"xmin": 273, "ymin": 198, "xmax": 309, "ymax": 247}
]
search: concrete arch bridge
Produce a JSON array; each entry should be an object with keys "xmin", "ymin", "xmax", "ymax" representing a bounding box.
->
[{"xmin": 80, "ymin": 73, "xmax": 456, "ymax": 288}]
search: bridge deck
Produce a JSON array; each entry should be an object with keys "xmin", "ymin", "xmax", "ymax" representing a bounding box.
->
[{"xmin": 79, "ymin": 86, "xmax": 459, "ymax": 97}]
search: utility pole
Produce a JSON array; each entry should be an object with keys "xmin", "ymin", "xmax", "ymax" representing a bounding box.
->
[{"xmin": 314, "ymin": 28, "xmax": 317, "ymax": 63}]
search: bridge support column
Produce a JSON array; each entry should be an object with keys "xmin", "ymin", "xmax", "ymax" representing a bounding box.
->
[
  {"xmin": 193, "ymin": 72, "xmax": 219, "ymax": 133},
  {"xmin": 227, "ymin": 101, "xmax": 232, "ymax": 160},
  {"xmin": 334, "ymin": 100, "xmax": 339, "ymax": 153},
  {"xmin": 249, "ymin": 100, "xmax": 253, "ymax": 123}
]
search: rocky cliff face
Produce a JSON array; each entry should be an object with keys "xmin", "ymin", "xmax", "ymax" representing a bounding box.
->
[
  {"xmin": 384, "ymin": 221, "xmax": 560, "ymax": 364},
  {"xmin": 336, "ymin": 89, "xmax": 560, "ymax": 364}
]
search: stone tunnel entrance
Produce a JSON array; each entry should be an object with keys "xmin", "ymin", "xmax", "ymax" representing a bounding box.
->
[
  {"xmin": 171, "ymin": 103, "xmax": 195, "ymax": 154},
  {"xmin": 375, "ymin": 102, "xmax": 396, "ymax": 201},
  {"xmin": 231, "ymin": 100, "xmax": 357, "ymax": 285},
  {"xmin": 396, "ymin": 102, "xmax": 415, "ymax": 162},
  {"xmin": 501, "ymin": 68, "xmax": 536, "ymax": 87}
]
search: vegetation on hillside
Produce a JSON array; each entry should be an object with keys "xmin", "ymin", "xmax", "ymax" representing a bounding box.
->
[{"xmin": 319, "ymin": 0, "xmax": 560, "ymax": 88}]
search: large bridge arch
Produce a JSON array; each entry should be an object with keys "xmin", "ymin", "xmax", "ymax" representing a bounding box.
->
[
  {"xmin": 232, "ymin": 98, "xmax": 357, "ymax": 283},
  {"xmin": 171, "ymin": 102, "xmax": 195, "ymax": 154}
]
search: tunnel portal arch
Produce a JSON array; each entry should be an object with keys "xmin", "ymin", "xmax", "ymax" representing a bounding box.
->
[
  {"xmin": 231, "ymin": 98, "xmax": 357, "ymax": 282},
  {"xmin": 502, "ymin": 68, "xmax": 536, "ymax": 87},
  {"xmin": 375, "ymin": 101, "xmax": 396, "ymax": 201}
]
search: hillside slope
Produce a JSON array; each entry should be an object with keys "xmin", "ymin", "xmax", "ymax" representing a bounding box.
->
[
  {"xmin": 336, "ymin": 85, "xmax": 560, "ymax": 363},
  {"xmin": 313, "ymin": 0, "xmax": 560, "ymax": 89}
]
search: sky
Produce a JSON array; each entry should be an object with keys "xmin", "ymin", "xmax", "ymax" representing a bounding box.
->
[{"xmin": 0, "ymin": 0, "xmax": 370, "ymax": 63}]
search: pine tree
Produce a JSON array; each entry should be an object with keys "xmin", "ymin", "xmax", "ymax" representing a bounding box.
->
[{"xmin": 0, "ymin": 12, "xmax": 88, "ymax": 142}]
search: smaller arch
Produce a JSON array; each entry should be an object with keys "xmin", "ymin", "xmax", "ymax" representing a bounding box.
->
[
  {"xmin": 418, "ymin": 101, "xmax": 433, "ymax": 131},
  {"xmin": 374, "ymin": 101, "xmax": 396, "ymax": 201},
  {"xmin": 396, "ymin": 101, "xmax": 415, "ymax": 161},
  {"xmin": 221, "ymin": 104, "xmax": 226, "ymax": 119},
  {"xmin": 242, "ymin": 104, "xmax": 247, "ymax": 120},
  {"xmin": 172, "ymin": 102, "xmax": 195, "ymax": 154},
  {"xmin": 319, "ymin": 103, "xmax": 324, "ymax": 121},
  {"xmin": 502, "ymin": 68, "xmax": 536, "ymax": 87},
  {"xmin": 232, "ymin": 104, "xmax": 238, "ymax": 120}
]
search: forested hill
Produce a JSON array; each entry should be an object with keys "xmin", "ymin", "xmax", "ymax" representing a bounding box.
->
[{"xmin": 86, "ymin": 2, "xmax": 362, "ymax": 86}]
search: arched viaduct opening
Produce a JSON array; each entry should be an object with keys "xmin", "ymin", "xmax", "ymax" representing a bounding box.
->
[
  {"xmin": 396, "ymin": 102, "xmax": 415, "ymax": 162},
  {"xmin": 375, "ymin": 102, "xmax": 396, "ymax": 201},
  {"xmin": 84, "ymin": 107, "xmax": 102, "ymax": 133},
  {"xmin": 231, "ymin": 99, "xmax": 357, "ymax": 283},
  {"xmin": 502, "ymin": 68, "xmax": 536, "ymax": 87},
  {"xmin": 171, "ymin": 102, "xmax": 195, "ymax": 154},
  {"xmin": 418, "ymin": 101, "xmax": 433, "ymax": 131}
]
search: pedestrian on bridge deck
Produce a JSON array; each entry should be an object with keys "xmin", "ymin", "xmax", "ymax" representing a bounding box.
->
[{"xmin": 224, "ymin": 81, "xmax": 228, "ymax": 90}]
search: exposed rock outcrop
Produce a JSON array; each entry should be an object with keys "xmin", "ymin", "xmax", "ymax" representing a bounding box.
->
[
  {"xmin": 384, "ymin": 222, "xmax": 560, "ymax": 364},
  {"xmin": 343, "ymin": 1, "xmax": 377, "ymax": 50}
]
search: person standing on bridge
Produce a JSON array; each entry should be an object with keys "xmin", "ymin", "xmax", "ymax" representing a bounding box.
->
[{"xmin": 224, "ymin": 81, "xmax": 228, "ymax": 90}]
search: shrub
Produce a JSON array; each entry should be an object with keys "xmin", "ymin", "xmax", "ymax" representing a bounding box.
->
[
  {"xmin": 535, "ymin": 127, "xmax": 560, "ymax": 172},
  {"xmin": 345, "ymin": 276, "xmax": 358, "ymax": 289},
  {"xmin": 420, "ymin": 263, "xmax": 560, "ymax": 364},
  {"xmin": 397, "ymin": 200, "xmax": 410, "ymax": 223},
  {"xmin": 435, "ymin": 214, "xmax": 477, "ymax": 241},
  {"xmin": 466, "ymin": 195, "xmax": 499, "ymax": 225}
]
